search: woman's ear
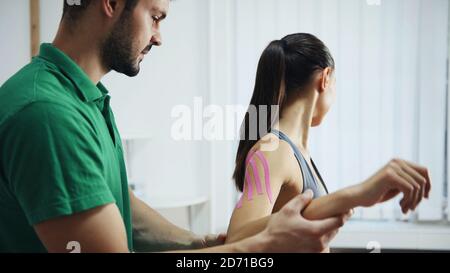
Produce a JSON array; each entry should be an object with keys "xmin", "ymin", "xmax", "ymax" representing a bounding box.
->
[{"xmin": 318, "ymin": 67, "xmax": 332, "ymax": 93}]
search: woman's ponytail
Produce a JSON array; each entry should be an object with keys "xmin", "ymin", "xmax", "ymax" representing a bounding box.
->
[{"xmin": 233, "ymin": 40, "xmax": 287, "ymax": 191}]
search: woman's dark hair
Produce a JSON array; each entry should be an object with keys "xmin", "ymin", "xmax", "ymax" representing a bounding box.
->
[{"xmin": 233, "ymin": 33, "xmax": 335, "ymax": 191}]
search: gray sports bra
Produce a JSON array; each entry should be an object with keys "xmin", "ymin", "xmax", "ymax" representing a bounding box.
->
[{"xmin": 271, "ymin": 129, "xmax": 329, "ymax": 198}]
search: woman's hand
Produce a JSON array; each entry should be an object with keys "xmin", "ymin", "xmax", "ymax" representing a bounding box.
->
[{"xmin": 355, "ymin": 159, "xmax": 431, "ymax": 213}]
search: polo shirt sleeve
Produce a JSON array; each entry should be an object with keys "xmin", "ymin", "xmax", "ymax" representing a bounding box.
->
[{"xmin": 1, "ymin": 101, "xmax": 116, "ymax": 225}]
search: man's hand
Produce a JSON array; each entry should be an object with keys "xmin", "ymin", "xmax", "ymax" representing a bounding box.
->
[
  {"xmin": 192, "ymin": 233, "xmax": 227, "ymax": 249},
  {"xmin": 261, "ymin": 190, "xmax": 352, "ymax": 253}
]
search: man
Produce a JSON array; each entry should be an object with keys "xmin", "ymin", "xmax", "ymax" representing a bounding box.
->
[{"xmin": 0, "ymin": 0, "xmax": 351, "ymax": 253}]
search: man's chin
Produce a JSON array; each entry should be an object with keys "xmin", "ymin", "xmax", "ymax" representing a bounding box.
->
[
  {"xmin": 114, "ymin": 64, "xmax": 140, "ymax": 77},
  {"xmin": 125, "ymin": 68, "xmax": 140, "ymax": 77}
]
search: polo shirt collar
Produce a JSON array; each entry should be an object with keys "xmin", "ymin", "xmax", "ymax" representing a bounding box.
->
[{"xmin": 37, "ymin": 43, "xmax": 107, "ymax": 102}]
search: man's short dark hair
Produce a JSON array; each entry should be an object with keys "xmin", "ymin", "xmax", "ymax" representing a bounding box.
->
[{"xmin": 62, "ymin": 0, "xmax": 139, "ymax": 22}]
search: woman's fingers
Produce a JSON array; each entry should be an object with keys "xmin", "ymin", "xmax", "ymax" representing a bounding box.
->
[
  {"xmin": 391, "ymin": 163, "xmax": 420, "ymax": 211},
  {"xmin": 388, "ymin": 170, "xmax": 415, "ymax": 213},
  {"xmin": 398, "ymin": 161, "xmax": 426, "ymax": 208},
  {"xmin": 399, "ymin": 171, "xmax": 421, "ymax": 211},
  {"xmin": 372, "ymin": 159, "xmax": 430, "ymax": 214},
  {"xmin": 403, "ymin": 160, "xmax": 432, "ymax": 199}
]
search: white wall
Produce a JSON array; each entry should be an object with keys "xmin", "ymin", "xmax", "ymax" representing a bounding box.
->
[
  {"xmin": 0, "ymin": 1, "xmax": 30, "ymax": 84},
  {"xmin": 0, "ymin": 0, "xmax": 62, "ymax": 85},
  {"xmin": 40, "ymin": 0, "xmax": 63, "ymax": 42}
]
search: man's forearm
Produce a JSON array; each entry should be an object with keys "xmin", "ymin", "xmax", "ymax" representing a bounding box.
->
[
  {"xmin": 131, "ymin": 194, "xmax": 200, "ymax": 252},
  {"xmin": 168, "ymin": 232, "xmax": 268, "ymax": 253}
]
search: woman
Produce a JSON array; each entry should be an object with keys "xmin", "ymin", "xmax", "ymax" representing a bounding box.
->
[{"xmin": 226, "ymin": 33, "xmax": 431, "ymax": 250}]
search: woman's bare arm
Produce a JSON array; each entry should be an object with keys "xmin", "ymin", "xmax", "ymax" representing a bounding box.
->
[
  {"xmin": 227, "ymin": 159, "xmax": 431, "ymax": 244},
  {"xmin": 227, "ymin": 188, "xmax": 354, "ymax": 244},
  {"xmin": 226, "ymin": 143, "xmax": 298, "ymax": 244}
]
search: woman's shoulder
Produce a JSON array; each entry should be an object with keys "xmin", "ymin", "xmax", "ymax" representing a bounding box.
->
[
  {"xmin": 247, "ymin": 133, "xmax": 298, "ymax": 179},
  {"xmin": 250, "ymin": 132, "xmax": 293, "ymax": 155}
]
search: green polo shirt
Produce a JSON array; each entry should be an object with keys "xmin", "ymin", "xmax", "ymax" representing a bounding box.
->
[{"xmin": 0, "ymin": 43, "xmax": 133, "ymax": 252}]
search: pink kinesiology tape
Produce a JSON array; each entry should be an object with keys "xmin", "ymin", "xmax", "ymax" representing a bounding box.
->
[
  {"xmin": 236, "ymin": 150, "xmax": 273, "ymax": 209},
  {"xmin": 255, "ymin": 150, "xmax": 273, "ymax": 204}
]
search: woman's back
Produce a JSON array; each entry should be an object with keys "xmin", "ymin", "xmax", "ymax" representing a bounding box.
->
[
  {"xmin": 227, "ymin": 130, "xmax": 328, "ymax": 241},
  {"xmin": 272, "ymin": 129, "xmax": 328, "ymax": 198}
]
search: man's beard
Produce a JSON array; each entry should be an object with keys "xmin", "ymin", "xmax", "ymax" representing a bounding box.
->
[{"xmin": 101, "ymin": 13, "xmax": 142, "ymax": 77}]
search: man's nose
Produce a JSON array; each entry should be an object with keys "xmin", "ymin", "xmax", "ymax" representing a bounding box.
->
[{"xmin": 150, "ymin": 31, "xmax": 162, "ymax": 46}]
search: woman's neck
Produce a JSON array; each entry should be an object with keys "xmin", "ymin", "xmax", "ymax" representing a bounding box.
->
[{"xmin": 274, "ymin": 93, "xmax": 317, "ymax": 153}]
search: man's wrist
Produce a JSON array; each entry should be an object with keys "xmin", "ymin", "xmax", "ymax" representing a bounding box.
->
[{"xmin": 186, "ymin": 232, "xmax": 204, "ymax": 249}]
